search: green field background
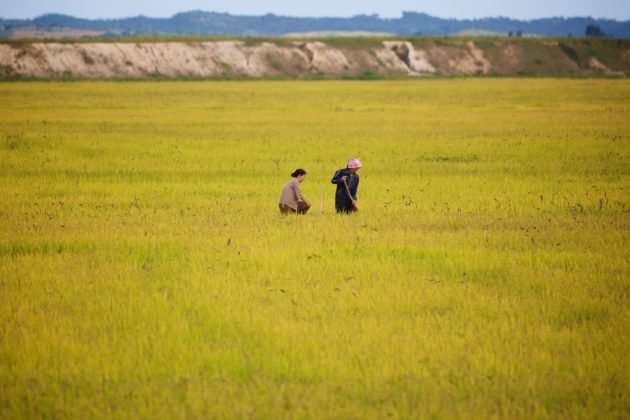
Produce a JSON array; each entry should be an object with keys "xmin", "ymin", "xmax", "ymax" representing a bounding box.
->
[{"xmin": 1, "ymin": 79, "xmax": 629, "ymax": 418}]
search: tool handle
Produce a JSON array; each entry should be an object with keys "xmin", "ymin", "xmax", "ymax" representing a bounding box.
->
[{"xmin": 342, "ymin": 178, "xmax": 357, "ymax": 208}]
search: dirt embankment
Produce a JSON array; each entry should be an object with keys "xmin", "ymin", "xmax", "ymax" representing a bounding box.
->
[{"xmin": 1, "ymin": 39, "xmax": 628, "ymax": 79}]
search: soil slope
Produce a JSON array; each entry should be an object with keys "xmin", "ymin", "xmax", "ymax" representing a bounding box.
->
[{"xmin": 1, "ymin": 38, "xmax": 628, "ymax": 78}]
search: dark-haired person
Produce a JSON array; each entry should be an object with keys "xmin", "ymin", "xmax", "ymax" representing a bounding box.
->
[
  {"xmin": 331, "ymin": 158, "xmax": 361, "ymax": 214},
  {"xmin": 279, "ymin": 169, "xmax": 311, "ymax": 215}
]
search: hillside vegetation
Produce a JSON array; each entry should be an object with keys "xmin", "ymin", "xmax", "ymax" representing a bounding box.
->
[{"xmin": 0, "ymin": 37, "xmax": 629, "ymax": 79}]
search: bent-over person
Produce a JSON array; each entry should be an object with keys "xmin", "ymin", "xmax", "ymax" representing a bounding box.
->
[
  {"xmin": 279, "ymin": 169, "xmax": 311, "ymax": 215},
  {"xmin": 331, "ymin": 158, "xmax": 361, "ymax": 213}
]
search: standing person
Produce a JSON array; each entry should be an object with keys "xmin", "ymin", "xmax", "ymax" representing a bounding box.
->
[
  {"xmin": 279, "ymin": 169, "xmax": 311, "ymax": 215},
  {"xmin": 331, "ymin": 158, "xmax": 361, "ymax": 214}
]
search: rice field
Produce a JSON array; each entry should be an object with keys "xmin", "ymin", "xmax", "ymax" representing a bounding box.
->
[{"xmin": 1, "ymin": 79, "xmax": 629, "ymax": 418}]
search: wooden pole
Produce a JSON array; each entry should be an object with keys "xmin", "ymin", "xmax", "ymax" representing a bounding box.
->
[
  {"xmin": 320, "ymin": 182, "xmax": 323, "ymax": 213},
  {"xmin": 342, "ymin": 178, "xmax": 358, "ymax": 210}
]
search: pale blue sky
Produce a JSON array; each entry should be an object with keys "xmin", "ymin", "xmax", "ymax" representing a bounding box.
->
[{"xmin": 1, "ymin": 0, "xmax": 629, "ymax": 20}]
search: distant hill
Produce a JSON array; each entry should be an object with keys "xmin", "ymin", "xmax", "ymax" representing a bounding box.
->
[{"xmin": 1, "ymin": 11, "xmax": 629, "ymax": 38}]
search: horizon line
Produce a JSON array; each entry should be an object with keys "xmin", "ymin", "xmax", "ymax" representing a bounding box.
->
[{"xmin": 1, "ymin": 10, "xmax": 629, "ymax": 23}]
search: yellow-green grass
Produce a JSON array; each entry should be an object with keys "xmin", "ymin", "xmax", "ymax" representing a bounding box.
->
[{"xmin": 0, "ymin": 79, "xmax": 629, "ymax": 418}]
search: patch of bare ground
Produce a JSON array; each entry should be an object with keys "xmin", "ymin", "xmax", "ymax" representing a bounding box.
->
[
  {"xmin": 588, "ymin": 57, "xmax": 610, "ymax": 71},
  {"xmin": 419, "ymin": 41, "xmax": 486, "ymax": 75},
  {"xmin": 299, "ymin": 42, "xmax": 354, "ymax": 75},
  {"xmin": 245, "ymin": 42, "xmax": 308, "ymax": 77},
  {"xmin": 466, "ymin": 41, "xmax": 491, "ymax": 75},
  {"xmin": 1, "ymin": 39, "xmax": 628, "ymax": 79},
  {"xmin": 382, "ymin": 41, "xmax": 436, "ymax": 75}
]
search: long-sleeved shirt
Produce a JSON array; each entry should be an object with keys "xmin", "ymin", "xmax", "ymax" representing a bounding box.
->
[
  {"xmin": 279, "ymin": 178, "xmax": 305, "ymax": 211},
  {"xmin": 331, "ymin": 168, "xmax": 359, "ymax": 205}
]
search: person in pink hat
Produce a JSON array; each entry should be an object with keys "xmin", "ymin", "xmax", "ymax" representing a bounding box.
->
[{"xmin": 331, "ymin": 158, "xmax": 361, "ymax": 213}]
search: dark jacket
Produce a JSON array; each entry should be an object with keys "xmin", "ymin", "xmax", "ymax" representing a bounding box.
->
[{"xmin": 331, "ymin": 168, "xmax": 359, "ymax": 205}]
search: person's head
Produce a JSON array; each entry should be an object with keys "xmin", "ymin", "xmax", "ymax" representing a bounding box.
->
[
  {"xmin": 291, "ymin": 168, "xmax": 307, "ymax": 183},
  {"xmin": 347, "ymin": 158, "xmax": 362, "ymax": 174}
]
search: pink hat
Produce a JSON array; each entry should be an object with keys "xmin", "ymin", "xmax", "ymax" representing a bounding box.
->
[{"xmin": 348, "ymin": 158, "xmax": 362, "ymax": 169}]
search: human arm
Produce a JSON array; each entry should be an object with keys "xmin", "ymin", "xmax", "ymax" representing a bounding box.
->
[
  {"xmin": 290, "ymin": 180, "xmax": 311, "ymax": 208},
  {"xmin": 331, "ymin": 169, "xmax": 346, "ymax": 185},
  {"xmin": 344, "ymin": 176, "xmax": 358, "ymax": 207},
  {"xmin": 290, "ymin": 179, "xmax": 305, "ymax": 201}
]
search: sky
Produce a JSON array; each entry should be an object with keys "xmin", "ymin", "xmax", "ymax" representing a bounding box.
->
[{"xmin": 1, "ymin": 0, "xmax": 629, "ymax": 21}]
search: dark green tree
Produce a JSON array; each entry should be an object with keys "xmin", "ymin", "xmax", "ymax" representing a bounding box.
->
[{"xmin": 585, "ymin": 24, "xmax": 604, "ymax": 37}]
